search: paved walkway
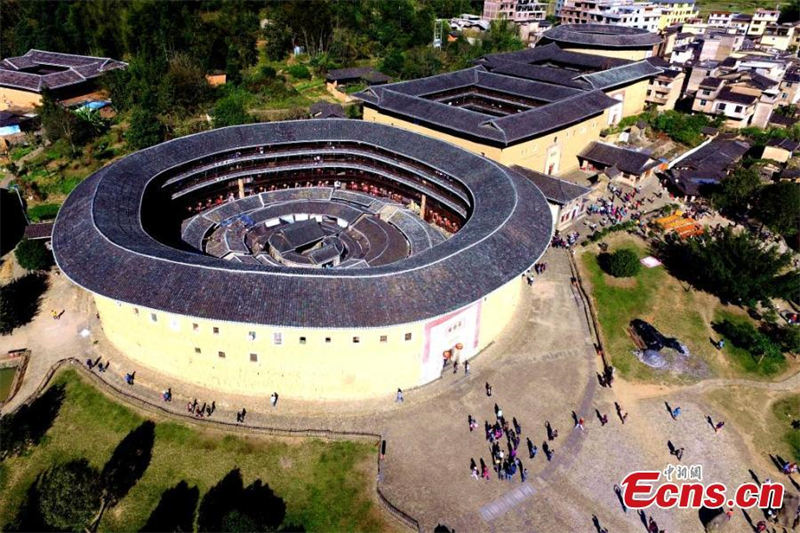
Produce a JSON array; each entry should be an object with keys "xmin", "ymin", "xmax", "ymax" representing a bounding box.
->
[{"xmin": 1, "ymin": 248, "xmax": 794, "ymax": 532}]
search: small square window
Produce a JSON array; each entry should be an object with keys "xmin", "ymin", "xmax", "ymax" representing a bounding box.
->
[
  {"xmin": 325, "ymin": 337, "xmax": 331, "ymax": 343},
  {"xmin": 193, "ymin": 323, "xmax": 199, "ymax": 332},
  {"xmin": 405, "ymin": 333, "xmax": 412, "ymax": 341},
  {"xmin": 194, "ymin": 347, "xmax": 201, "ymax": 354},
  {"xmin": 273, "ymin": 332, "xmax": 283, "ymax": 345},
  {"xmin": 353, "ymin": 336, "xmax": 360, "ymax": 343},
  {"xmin": 250, "ymin": 353, "xmax": 258, "ymax": 362},
  {"xmin": 299, "ymin": 336, "xmax": 307, "ymax": 344},
  {"xmin": 248, "ymin": 331, "xmax": 256, "ymax": 341},
  {"xmin": 150, "ymin": 313, "xmax": 157, "ymax": 322},
  {"xmin": 133, "ymin": 308, "xmax": 139, "ymax": 315},
  {"xmin": 213, "ymin": 327, "xmax": 220, "ymax": 335},
  {"xmin": 380, "ymin": 335, "xmax": 388, "ymax": 343},
  {"xmin": 218, "ymin": 351, "xmax": 225, "ymax": 358}
]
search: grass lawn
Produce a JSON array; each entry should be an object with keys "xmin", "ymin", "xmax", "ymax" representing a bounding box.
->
[
  {"xmin": 772, "ymin": 395, "xmax": 800, "ymax": 461},
  {"xmin": 0, "ymin": 369, "xmax": 392, "ymax": 532},
  {"xmin": 578, "ymin": 234, "xmax": 774, "ymax": 382}
]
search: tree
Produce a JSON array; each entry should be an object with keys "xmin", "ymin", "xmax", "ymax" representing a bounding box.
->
[
  {"xmin": 660, "ymin": 228, "xmax": 800, "ymax": 306},
  {"xmin": 213, "ymin": 91, "xmax": 251, "ymax": 128},
  {"xmin": 38, "ymin": 91, "xmax": 84, "ymax": 153},
  {"xmin": 483, "ymin": 19, "xmax": 524, "ymax": 54},
  {"xmin": 780, "ymin": 0, "xmax": 800, "ymax": 22},
  {"xmin": 600, "ymin": 248, "xmax": 641, "ymax": 277},
  {"xmin": 126, "ymin": 107, "xmax": 165, "ymax": 150},
  {"xmin": 754, "ymin": 182, "xmax": 800, "ymax": 239},
  {"xmin": 15, "ymin": 238, "xmax": 52, "ymax": 271},
  {"xmin": 159, "ymin": 53, "xmax": 211, "ymax": 112},
  {"xmin": 0, "ymin": 273, "xmax": 48, "ymax": 335},
  {"xmin": 712, "ymin": 166, "xmax": 761, "ymax": 215},
  {"xmin": 37, "ymin": 459, "xmax": 101, "ymax": 531}
]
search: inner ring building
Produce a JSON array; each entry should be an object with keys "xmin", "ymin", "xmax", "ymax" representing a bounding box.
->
[{"xmin": 53, "ymin": 120, "xmax": 553, "ymax": 400}]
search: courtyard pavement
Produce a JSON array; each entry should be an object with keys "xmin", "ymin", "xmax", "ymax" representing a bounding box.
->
[{"xmin": 1, "ymin": 248, "xmax": 795, "ymax": 532}]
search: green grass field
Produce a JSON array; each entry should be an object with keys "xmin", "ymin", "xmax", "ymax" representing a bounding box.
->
[
  {"xmin": 696, "ymin": 0, "xmax": 787, "ymax": 16},
  {"xmin": 772, "ymin": 395, "xmax": 800, "ymax": 461},
  {"xmin": 579, "ymin": 236, "xmax": 777, "ymax": 382},
  {"xmin": 0, "ymin": 369, "xmax": 390, "ymax": 532}
]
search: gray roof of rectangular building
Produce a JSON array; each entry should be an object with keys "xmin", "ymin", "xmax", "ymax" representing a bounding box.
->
[
  {"xmin": 325, "ymin": 67, "xmax": 390, "ymax": 84},
  {"xmin": 0, "ymin": 49, "xmax": 126, "ymax": 92},
  {"xmin": 579, "ymin": 142, "xmax": 657, "ymax": 175},
  {"xmin": 670, "ymin": 138, "xmax": 751, "ymax": 195},
  {"xmin": 577, "ymin": 61, "xmax": 662, "ymax": 89},
  {"xmin": 716, "ymin": 88, "xmax": 757, "ymax": 105},
  {"xmin": 510, "ymin": 166, "xmax": 590, "ymax": 204},
  {"xmin": 356, "ymin": 44, "xmax": 660, "ymax": 147}
]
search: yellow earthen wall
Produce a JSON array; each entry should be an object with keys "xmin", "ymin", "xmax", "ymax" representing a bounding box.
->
[
  {"xmin": 0, "ymin": 87, "xmax": 41, "ymax": 110},
  {"xmin": 363, "ymin": 106, "xmax": 611, "ymax": 174},
  {"xmin": 93, "ymin": 276, "xmax": 523, "ymax": 400}
]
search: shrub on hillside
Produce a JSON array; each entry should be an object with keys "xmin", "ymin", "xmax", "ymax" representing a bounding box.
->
[{"xmin": 286, "ymin": 64, "xmax": 311, "ymax": 79}]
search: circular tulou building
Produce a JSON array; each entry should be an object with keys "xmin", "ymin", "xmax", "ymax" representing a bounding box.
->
[{"xmin": 53, "ymin": 120, "xmax": 552, "ymax": 399}]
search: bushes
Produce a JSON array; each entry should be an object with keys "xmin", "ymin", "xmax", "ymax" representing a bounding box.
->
[
  {"xmin": 584, "ymin": 220, "xmax": 638, "ymax": 244},
  {"xmin": 27, "ymin": 203, "xmax": 60, "ymax": 222},
  {"xmin": 286, "ymin": 64, "xmax": 311, "ymax": 79},
  {"xmin": 14, "ymin": 238, "xmax": 52, "ymax": 271},
  {"xmin": 126, "ymin": 107, "xmax": 165, "ymax": 150},
  {"xmin": 213, "ymin": 90, "xmax": 252, "ymax": 128},
  {"xmin": 599, "ymin": 248, "xmax": 641, "ymax": 278}
]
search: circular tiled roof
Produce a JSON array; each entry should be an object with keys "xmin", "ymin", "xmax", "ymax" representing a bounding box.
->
[
  {"xmin": 542, "ymin": 24, "xmax": 662, "ymax": 49},
  {"xmin": 53, "ymin": 120, "xmax": 552, "ymax": 327}
]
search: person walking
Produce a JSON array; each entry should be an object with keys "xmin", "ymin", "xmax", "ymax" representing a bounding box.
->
[
  {"xmin": 485, "ymin": 382, "xmax": 492, "ymax": 397},
  {"xmin": 464, "ymin": 361, "xmax": 470, "ymax": 375},
  {"xmin": 395, "ymin": 388, "xmax": 404, "ymax": 403},
  {"xmin": 270, "ymin": 392, "xmax": 279, "ymax": 407},
  {"xmin": 671, "ymin": 406, "xmax": 681, "ymax": 419},
  {"xmin": 715, "ymin": 421, "xmax": 725, "ymax": 433},
  {"xmin": 513, "ymin": 417, "xmax": 522, "ymax": 435},
  {"xmin": 575, "ymin": 417, "xmax": 585, "ymax": 431},
  {"xmin": 599, "ymin": 413, "xmax": 608, "ymax": 426},
  {"xmin": 527, "ymin": 438, "xmax": 538, "ymax": 458}
]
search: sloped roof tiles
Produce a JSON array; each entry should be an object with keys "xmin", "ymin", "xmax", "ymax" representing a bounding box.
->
[{"xmin": 0, "ymin": 49, "xmax": 126, "ymax": 92}]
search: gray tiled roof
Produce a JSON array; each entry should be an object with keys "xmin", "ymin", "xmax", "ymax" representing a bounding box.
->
[
  {"xmin": 579, "ymin": 142, "xmax": 657, "ymax": 175},
  {"xmin": 325, "ymin": 67, "xmax": 390, "ymax": 84},
  {"xmin": 669, "ymin": 138, "xmax": 751, "ymax": 195},
  {"xmin": 357, "ymin": 66, "xmax": 621, "ymax": 146},
  {"xmin": 0, "ymin": 49, "xmax": 126, "ymax": 92},
  {"xmin": 716, "ymin": 88, "xmax": 757, "ymax": 105},
  {"xmin": 309, "ymin": 101, "xmax": 345, "ymax": 118},
  {"xmin": 510, "ymin": 166, "xmax": 590, "ymax": 204},
  {"xmin": 541, "ymin": 24, "xmax": 662, "ymax": 49},
  {"xmin": 52, "ymin": 120, "xmax": 553, "ymax": 328},
  {"xmin": 577, "ymin": 61, "xmax": 662, "ymax": 89},
  {"xmin": 767, "ymin": 137, "xmax": 800, "ymax": 152},
  {"xmin": 479, "ymin": 44, "xmax": 631, "ymax": 71}
]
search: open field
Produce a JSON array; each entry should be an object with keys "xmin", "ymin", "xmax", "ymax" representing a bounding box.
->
[
  {"xmin": 705, "ymin": 387, "xmax": 800, "ymax": 465},
  {"xmin": 578, "ymin": 234, "xmax": 792, "ymax": 383},
  {"xmin": 0, "ymin": 369, "xmax": 390, "ymax": 532},
  {"xmin": 696, "ymin": 0, "xmax": 788, "ymax": 16}
]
